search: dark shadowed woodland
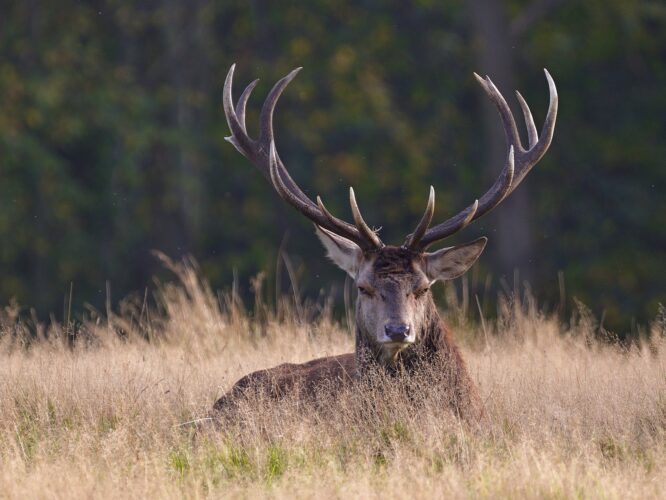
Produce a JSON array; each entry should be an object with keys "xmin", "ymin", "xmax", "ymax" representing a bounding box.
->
[{"xmin": 1, "ymin": 1, "xmax": 664, "ymax": 333}]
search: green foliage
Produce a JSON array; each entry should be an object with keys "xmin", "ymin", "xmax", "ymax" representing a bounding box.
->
[
  {"xmin": 0, "ymin": 1, "xmax": 663, "ymax": 331},
  {"xmin": 169, "ymin": 449, "xmax": 191, "ymax": 478},
  {"xmin": 265, "ymin": 444, "xmax": 288, "ymax": 481},
  {"xmin": 202, "ymin": 440, "xmax": 255, "ymax": 482}
]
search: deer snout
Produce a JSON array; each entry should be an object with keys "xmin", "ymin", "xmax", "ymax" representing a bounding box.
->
[{"xmin": 384, "ymin": 323, "xmax": 411, "ymax": 342}]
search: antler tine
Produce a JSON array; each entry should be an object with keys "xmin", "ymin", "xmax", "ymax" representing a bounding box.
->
[
  {"xmin": 317, "ymin": 196, "xmax": 367, "ymax": 243},
  {"xmin": 480, "ymin": 70, "xmax": 558, "ymax": 190},
  {"xmin": 515, "ymin": 90, "xmax": 538, "ymax": 148},
  {"xmin": 235, "ymin": 79, "xmax": 260, "ymax": 133},
  {"xmin": 405, "ymin": 186, "xmax": 435, "ymax": 249},
  {"xmin": 223, "ymin": 64, "xmax": 382, "ymax": 250},
  {"xmin": 259, "ymin": 67, "xmax": 302, "ymax": 143},
  {"xmin": 349, "ymin": 188, "xmax": 383, "ymax": 248},
  {"xmin": 224, "ymin": 64, "xmax": 300, "ymax": 189},
  {"xmin": 474, "ymin": 73, "xmax": 523, "ymax": 151},
  {"xmin": 412, "ymin": 70, "xmax": 557, "ymax": 250},
  {"xmin": 223, "ymin": 64, "xmax": 254, "ymax": 157},
  {"xmin": 515, "ymin": 69, "xmax": 558, "ymax": 186}
]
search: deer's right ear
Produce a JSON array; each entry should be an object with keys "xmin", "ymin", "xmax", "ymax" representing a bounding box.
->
[{"xmin": 315, "ymin": 225, "xmax": 363, "ymax": 278}]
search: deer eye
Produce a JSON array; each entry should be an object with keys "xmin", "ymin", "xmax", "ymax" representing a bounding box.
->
[
  {"xmin": 358, "ymin": 285, "xmax": 374, "ymax": 297},
  {"xmin": 413, "ymin": 287, "xmax": 430, "ymax": 298}
]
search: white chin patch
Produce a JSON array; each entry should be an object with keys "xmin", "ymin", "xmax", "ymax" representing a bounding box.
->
[
  {"xmin": 380, "ymin": 342, "xmax": 411, "ymax": 362},
  {"xmin": 379, "ymin": 337, "xmax": 415, "ymax": 347}
]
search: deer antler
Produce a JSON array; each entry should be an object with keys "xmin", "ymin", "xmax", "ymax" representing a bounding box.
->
[
  {"xmin": 407, "ymin": 69, "xmax": 558, "ymax": 250},
  {"xmin": 223, "ymin": 64, "xmax": 383, "ymax": 250}
]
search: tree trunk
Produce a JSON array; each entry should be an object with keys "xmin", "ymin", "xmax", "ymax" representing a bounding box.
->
[
  {"xmin": 161, "ymin": 0, "xmax": 210, "ymax": 257},
  {"xmin": 468, "ymin": 0, "xmax": 533, "ymax": 284}
]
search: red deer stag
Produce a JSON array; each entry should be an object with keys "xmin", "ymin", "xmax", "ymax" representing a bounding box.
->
[{"xmin": 214, "ymin": 64, "xmax": 557, "ymax": 419}]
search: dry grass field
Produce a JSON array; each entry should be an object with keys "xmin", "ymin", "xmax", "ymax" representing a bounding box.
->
[{"xmin": 1, "ymin": 259, "xmax": 665, "ymax": 499}]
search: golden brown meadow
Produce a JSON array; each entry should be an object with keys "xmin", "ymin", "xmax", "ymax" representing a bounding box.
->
[{"xmin": 1, "ymin": 258, "xmax": 665, "ymax": 499}]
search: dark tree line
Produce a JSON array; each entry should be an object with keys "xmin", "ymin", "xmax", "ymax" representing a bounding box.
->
[{"xmin": 0, "ymin": 1, "xmax": 664, "ymax": 332}]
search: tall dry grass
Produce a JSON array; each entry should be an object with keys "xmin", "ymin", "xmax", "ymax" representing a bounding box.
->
[{"xmin": 0, "ymin": 259, "xmax": 665, "ymax": 499}]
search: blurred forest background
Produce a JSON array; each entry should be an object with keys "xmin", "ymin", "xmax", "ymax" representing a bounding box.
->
[{"xmin": 0, "ymin": 0, "xmax": 664, "ymax": 333}]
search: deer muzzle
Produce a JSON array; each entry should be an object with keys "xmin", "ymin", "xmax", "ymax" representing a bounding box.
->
[{"xmin": 384, "ymin": 323, "xmax": 412, "ymax": 343}]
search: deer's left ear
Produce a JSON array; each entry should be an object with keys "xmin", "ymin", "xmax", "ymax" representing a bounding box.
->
[{"xmin": 424, "ymin": 237, "xmax": 487, "ymax": 282}]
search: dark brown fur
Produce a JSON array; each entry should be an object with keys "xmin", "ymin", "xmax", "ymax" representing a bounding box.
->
[
  {"xmin": 213, "ymin": 249, "xmax": 483, "ymax": 420},
  {"xmin": 370, "ymin": 246, "xmax": 416, "ymax": 276},
  {"xmin": 212, "ymin": 318, "xmax": 481, "ymax": 419},
  {"xmin": 213, "ymin": 353, "xmax": 355, "ymax": 412}
]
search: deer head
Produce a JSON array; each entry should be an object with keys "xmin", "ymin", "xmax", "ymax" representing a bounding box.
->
[{"xmin": 223, "ymin": 64, "xmax": 557, "ymax": 364}]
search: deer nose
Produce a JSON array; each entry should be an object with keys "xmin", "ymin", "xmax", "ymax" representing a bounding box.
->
[{"xmin": 385, "ymin": 323, "xmax": 411, "ymax": 342}]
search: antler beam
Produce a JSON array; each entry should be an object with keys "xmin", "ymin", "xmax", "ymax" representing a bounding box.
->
[
  {"xmin": 408, "ymin": 69, "xmax": 558, "ymax": 249},
  {"xmin": 223, "ymin": 64, "xmax": 383, "ymax": 250},
  {"xmin": 223, "ymin": 64, "xmax": 557, "ymax": 254}
]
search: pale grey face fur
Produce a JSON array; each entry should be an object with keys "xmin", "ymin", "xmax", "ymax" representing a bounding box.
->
[
  {"xmin": 354, "ymin": 255, "xmax": 430, "ymax": 360},
  {"xmin": 315, "ymin": 227, "xmax": 487, "ymax": 361}
]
